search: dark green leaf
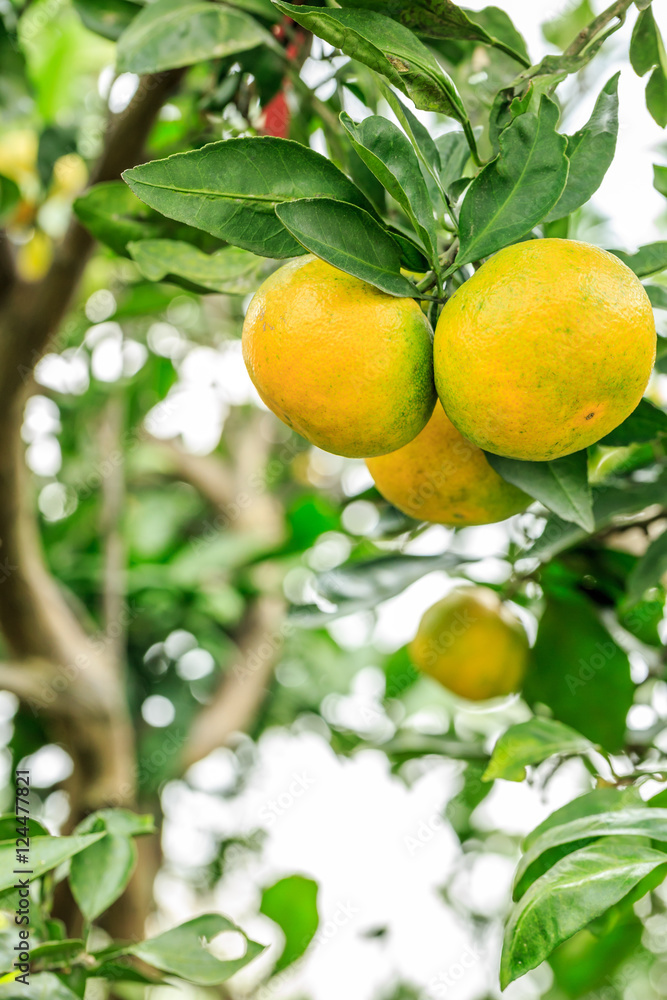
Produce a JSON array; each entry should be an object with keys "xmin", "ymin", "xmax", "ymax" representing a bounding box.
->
[
  {"xmin": 627, "ymin": 529, "xmax": 667, "ymax": 605},
  {"xmin": 456, "ymin": 95, "xmax": 568, "ymax": 266},
  {"xmin": 117, "ymin": 0, "xmax": 269, "ymax": 74},
  {"xmin": 646, "ymin": 64, "xmax": 667, "ymax": 127},
  {"xmin": 598, "ymin": 399, "xmax": 667, "ymax": 446},
  {"xmin": 73, "ymin": 0, "xmax": 140, "ymax": 41},
  {"xmin": 275, "ymin": 198, "xmax": 418, "ymax": 297},
  {"xmin": 387, "ymin": 227, "xmax": 430, "ymax": 271},
  {"xmin": 0, "ymin": 174, "xmax": 20, "ymax": 222},
  {"xmin": 546, "ymin": 74, "xmax": 619, "ymax": 222},
  {"xmin": 0, "ymin": 814, "xmax": 48, "ymax": 842},
  {"xmin": 128, "ymin": 240, "xmax": 266, "ymax": 294},
  {"xmin": 37, "ymin": 125, "xmax": 78, "ymax": 189},
  {"xmin": 483, "ymin": 718, "xmax": 592, "ymax": 783},
  {"xmin": 273, "ymin": 4, "xmax": 471, "ymax": 129},
  {"xmin": 467, "ymin": 6, "xmax": 530, "ymax": 65},
  {"xmin": 514, "ymin": 807, "xmax": 667, "ymax": 899},
  {"xmin": 655, "ymin": 163, "xmax": 667, "ymax": 198},
  {"xmin": 73, "ymin": 181, "xmax": 222, "ymax": 257},
  {"xmin": 501, "ymin": 838, "xmax": 667, "ymax": 988},
  {"xmin": 69, "ymin": 835, "xmax": 137, "ymax": 922},
  {"xmin": 123, "ymin": 138, "xmax": 374, "ymax": 258},
  {"xmin": 609, "ymin": 241, "xmax": 667, "ymax": 276},
  {"xmin": 645, "ymin": 283, "xmax": 667, "ymax": 308},
  {"xmin": 529, "ymin": 471, "xmax": 667, "ymax": 559},
  {"xmin": 485, "ymin": 449, "xmax": 593, "ymax": 531},
  {"xmin": 129, "ymin": 913, "xmax": 265, "ymax": 984},
  {"xmin": 524, "ymin": 594, "xmax": 634, "ymax": 752},
  {"xmin": 340, "ymin": 113, "xmax": 437, "ymax": 260},
  {"xmin": 31, "ymin": 939, "xmax": 86, "ymax": 967},
  {"xmin": 435, "ymin": 130, "xmax": 470, "ymax": 193},
  {"xmin": 0, "ymin": 834, "xmax": 104, "ymax": 892},
  {"xmin": 337, "ymin": 0, "xmax": 530, "ymax": 65},
  {"xmin": 260, "ymin": 875, "xmax": 319, "ymax": 974},
  {"xmin": 524, "ymin": 787, "xmax": 642, "ymax": 850},
  {"xmin": 630, "ymin": 6, "xmax": 664, "ymax": 76}
]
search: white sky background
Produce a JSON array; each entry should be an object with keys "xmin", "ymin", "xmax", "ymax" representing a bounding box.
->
[{"xmin": 20, "ymin": 4, "xmax": 667, "ymax": 1000}]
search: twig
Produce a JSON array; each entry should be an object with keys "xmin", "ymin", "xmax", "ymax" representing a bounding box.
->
[
  {"xmin": 99, "ymin": 395, "xmax": 126, "ymax": 666},
  {"xmin": 564, "ymin": 0, "xmax": 636, "ymax": 59}
]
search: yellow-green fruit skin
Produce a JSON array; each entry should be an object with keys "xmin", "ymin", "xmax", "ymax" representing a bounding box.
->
[
  {"xmin": 366, "ymin": 402, "xmax": 528, "ymax": 526},
  {"xmin": 434, "ymin": 239, "xmax": 656, "ymax": 462},
  {"xmin": 409, "ymin": 588, "xmax": 528, "ymax": 702},
  {"xmin": 242, "ymin": 256, "xmax": 436, "ymax": 458}
]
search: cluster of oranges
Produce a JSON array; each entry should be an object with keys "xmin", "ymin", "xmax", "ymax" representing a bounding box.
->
[{"xmin": 242, "ymin": 238, "xmax": 655, "ymax": 700}]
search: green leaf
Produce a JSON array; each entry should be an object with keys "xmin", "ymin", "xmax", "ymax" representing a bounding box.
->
[
  {"xmin": 0, "ymin": 815, "xmax": 48, "ymax": 842},
  {"xmin": 260, "ymin": 875, "xmax": 319, "ymax": 974},
  {"xmin": 483, "ymin": 718, "xmax": 592, "ymax": 783},
  {"xmin": 598, "ymin": 399, "xmax": 667, "ymax": 446},
  {"xmin": 291, "ymin": 553, "xmax": 463, "ymax": 626},
  {"xmin": 117, "ymin": 0, "xmax": 269, "ymax": 74},
  {"xmin": 529, "ymin": 473, "xmax": 667, "ymax": 559},
  {"xmin": 485, "ymin": 449, "xmax": 592, "ymax": 531},
  {"xmin": 73, "ymin": 181, "xmax": 222, "ymax": 257},
  {"xmin": 129, "ymin": 913, "xmax": 265, "ymax": 984},
  {"xmin": 524, "ymin": 594, "xmax": 634, "ymax": 752},
  {"xmin": 630, "ymin": 5, "xmax": 665, "ymax": 76},
  {"xmin": 609, "ymin": 241, "xmax": 667, "ymax": 276},
  {"xmin": 626, "ymin": 529, "xmax": 667, "ymax": 605},
  {"xmin": 0, "ymin": 972, "xmax": 82, "ymax": 999},
  {"xmin": 654, "ymin": 163, "xmax": 667, "ymax": 198},
  {"xmin": 123, "ymin": 138, "xmax": 374, "ymax": 259},
  {"xmin": 646, "ymin": 64, "xmax": 667, "ymax": 127},
  {"xmin": 514, "ymin": 807, "xmax": 667, "ymax": 900},
  {"xmin": 545, "ymin": 74, "xmax": 619, "ymax": 222},
  {"xmin": 456, "ymin": 95, "xmax": 568, "ymax": 266},
  {"xmin": 72, "ymin": 0, "xmax": 140, "ymax": 41},
  {"xmin": 69, "ymin": 834, "xmax": 137, "ymax": 922},
  {"xmin": 377, "ymin": 84, "xmax": 445, "ymax": 202},
  {"xmin": 340, "ymin": 113, "xmax": 437, "ymax": 260},
  {"xmin": 275, "ymin": 198, "xmax": 417, "ymax": 297},
  {"xmin": 0, "ymin": 175, "xmax": 20, "ymax": 223},
  {"xmin": 645, "ymin": 282, "xmax": 667, "ymax": 308},
  {"xmin": 336, "ymin": 0, "xmax": 530, "ymax": 65},
  {"xmin": 75, "ymin": 808, "xmax": 155, "ymax": 837},
  {"xmin": 436, "ymin": 130, "xmax": 470, "ymax": 193},
  {"xmin": 128, "ymin": 240, "xmax": 266, "ymax": 295},
  {"xmin": 273, "ymin": 4, "xmax": 471, "ymax": 129},
  {"xmin": 31, "ymin": 939, "xmax": 86, "ymax": 967},
  {"xmin": 524, "ymin": 788, "xmax": 642, "ymax": 851},
  {"xmin": 500, "ymin": 838, "xmax": 667, "ymax": 988},
  {"xmin": 0, "ymin": 834, "xmax": 104, "ymax": 892}
]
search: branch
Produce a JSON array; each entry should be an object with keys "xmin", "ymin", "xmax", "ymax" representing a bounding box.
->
[
  {"xmin": 181, "ymin": 595, "xmax": 286, "ymax": 771},
  {"xmin": 0, "ymin": 67, "xmax": 185, "ymax": 400},
  {"xmin": 0, "ymin": 231, "xmax": 15, "ymax": 308},
  {"xmin": 564, "ymin": 0, "xmax": 635, "ymax": 58}
]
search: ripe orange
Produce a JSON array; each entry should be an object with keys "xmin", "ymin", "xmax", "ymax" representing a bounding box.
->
[
  {"xmin": 242, "ymin": 256, "xmax": 436, "ymax": 457},
  {"xmin": 434, "ymin": 239, "xmax": 656, "ymax": 461},
  {"xmin": 409, "ymin": 588, "xmax": 528, "ymax": 701},
  {"xmin": 366, "ymin": 402, "xmax": 528, "ymax": 525}
]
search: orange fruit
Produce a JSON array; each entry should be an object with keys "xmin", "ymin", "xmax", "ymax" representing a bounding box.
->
[
  {"xmin": 434, "ymin": 239, "xmax": 656, "ymax": 461},
  {"xmin": 366, "ymin": 401, "xmax": 528, "ymax": 525},
  {"xmin": 409, "ymin": 587, "xmax": 528, "ymax": 701},
  {"xmin": 242, "ymin": 256, "xmax": 436, "ymax": 457}
]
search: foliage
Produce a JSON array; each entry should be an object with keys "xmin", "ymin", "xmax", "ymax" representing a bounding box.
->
[{"xmin": 1, "ymin": 0, "xmax": 667, "ymax": 997}]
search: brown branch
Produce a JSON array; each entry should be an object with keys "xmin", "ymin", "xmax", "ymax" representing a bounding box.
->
[
  {"xmin": 0, "ymin": 68, "xmax": 185, "ymax": 401},
  {"xmin": 181, "ymin": 595, "xmax": 286, "ymax": 771},
  {"xmin": 0, "ymin": 231, "xmax": 15, "ymax": 308}
]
